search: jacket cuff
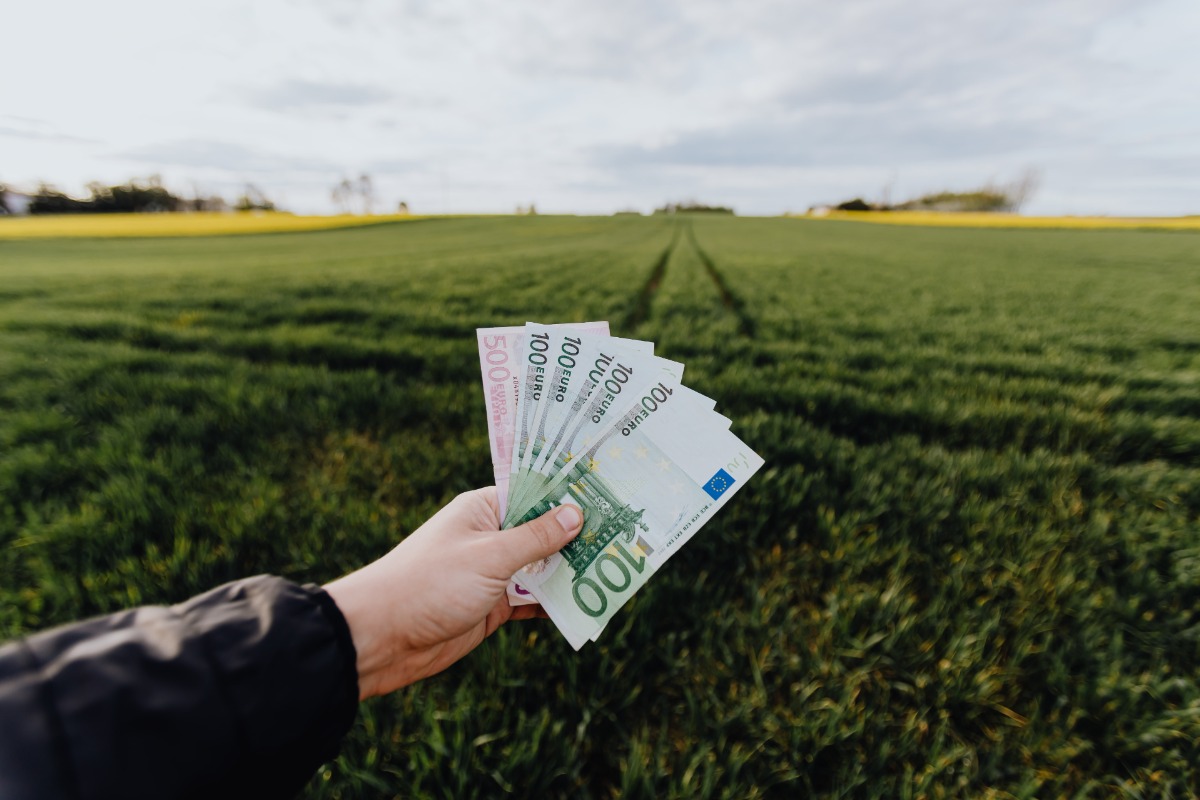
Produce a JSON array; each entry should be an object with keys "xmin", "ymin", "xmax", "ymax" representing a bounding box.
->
[
  {"xmin": 170, "ymin": 575, "xmax": 361, "ymax": 797},
  {"xmin": 308, "ymin": 583, "xmax": 360, "ymax": 714}
]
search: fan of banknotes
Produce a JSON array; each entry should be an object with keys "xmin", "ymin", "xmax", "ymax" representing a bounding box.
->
[{"xmin": 477, "ymin": 322, "xmax": 763, "ymax": 649}]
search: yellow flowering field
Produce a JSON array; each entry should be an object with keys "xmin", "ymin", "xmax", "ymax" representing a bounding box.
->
[
  {"xmin": 809, "ymin": 210, "xmax": 1200, "ymax": 231},
  {"xmin": 0, "ymin": 212, "xmax": 431, "ymax": 239}
]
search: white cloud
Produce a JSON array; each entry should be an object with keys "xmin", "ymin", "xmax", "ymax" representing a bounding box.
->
[{"xmin": 1, "ymin": 0, "xmax": 1196, "ymax": 215}]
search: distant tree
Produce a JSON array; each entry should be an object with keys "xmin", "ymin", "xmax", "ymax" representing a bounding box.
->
[
  {"xmin": 357, "ymin": 173, "xmax": 375, "ymax": 215},
  {"xmin": 654, "ymin": 200, "xmax": 734, "ymax": 215},
  {"xmin": 21, "ymin": 177, "xmax": 229, "ymax": 215},
  {"xmin": 397, "ymin": 201, "xmax": 409, "ymax": 214},
  {"xmin": 0, "ymin": 183, "xmax": 9, "ymax": 215},
  {"xmin": 331, "ymin": 175, "xmax": 375, "ymax": 214},
  {"xmin": 880, "ymin": 172, "xmax": 897, "ymax": 210},
  {"xmin": 234, "ymin": 183, "xmax": 276, "ymax": 212},
  {"xmin": 895, "ymin": 189, "xmax": 1010, "ymax": 213},
  {"xmin": 828, "ymin": 170, "xmax": 1041, "ymax": 215},
  {"xmin": 88, "ymin": 175, "xmax": 182, "ymax": 213},
  {"xmin": 332, "ymin": 177, "xmax": 353, "ymax": 214},
  {"xmin": 185, "ymin": 184, "xmax": 229, "ymax": 212},
  {"xmin": 1007, "ymin": 168, "xmax": 1040, "ymax": 213},
  {"xmin": 29, "ymin": 183, "xmax": 90, "ymax": 214},
  {"xmin": 190, "ymin": 194, "xmax": 228, "ymax": 212}
]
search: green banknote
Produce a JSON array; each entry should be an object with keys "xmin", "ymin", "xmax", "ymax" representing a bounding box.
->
[
  {"xmin": 506, "ymin": 383, "xmax": 722, "ymax": 606},
  {"xmin": 504, "ymin": 347, "xmax": 684, "ymax": 528},
  {"xmin": 520, "ymin": 333, "xmax": 654, "ymax": 501},
  {"xmin": 508, "ymin": 381, "xmax": 763, "ymax": 649},
  {"xmin": 506, "ymin": 325, "xmax": 653, "ymax": 522}
]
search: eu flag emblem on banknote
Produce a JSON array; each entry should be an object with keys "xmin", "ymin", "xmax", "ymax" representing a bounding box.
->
[{"xmin": 703, "ymin": 469, "xmax": 736, "ymax": 500}]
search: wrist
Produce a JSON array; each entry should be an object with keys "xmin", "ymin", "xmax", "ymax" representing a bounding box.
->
[{"xmin": 324, "ymin": 568, "xmax": 396, "ymax": 700}]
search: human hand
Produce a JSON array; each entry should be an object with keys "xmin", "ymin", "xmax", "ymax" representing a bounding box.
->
[{"xmin": 324, "ymin": 487, "xmax": 582, "ymax": 699}]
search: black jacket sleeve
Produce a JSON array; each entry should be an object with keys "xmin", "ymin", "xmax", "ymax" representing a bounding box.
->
[{"xmin": 0, "ymin": 575, "xmax": 359, "ymax": 800}]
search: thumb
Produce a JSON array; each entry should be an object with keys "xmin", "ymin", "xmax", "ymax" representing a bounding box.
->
[{"xmin": 497, "ymin": 504, "xmax": 584, "ymax": 575}]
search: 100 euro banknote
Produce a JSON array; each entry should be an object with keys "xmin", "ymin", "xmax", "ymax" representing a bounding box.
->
[
  {"xmin": 507, "ymin": 379, "xmax": 763, "ymax": 649},
  {"xmin": 505, "ymin": 342, "xmax": 681, "ymax": 528},
  {"xmin": 508, "ymin": 326, "xmax": 654, "ymax": 521},
  {"xmin": 505, "ymin": 338, "xmax": 682, "ymax": 604}
]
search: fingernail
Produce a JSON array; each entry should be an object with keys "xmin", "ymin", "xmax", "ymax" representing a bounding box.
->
[{"xmin": 555, "ymin": 505, "xmax": 582, "ymax": 531}]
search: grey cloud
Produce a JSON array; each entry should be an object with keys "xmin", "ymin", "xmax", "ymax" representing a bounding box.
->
[
  {"xmin": 2, "ymin": 114, "xmax": 51, "ymax": 126},
  {"xmin": 118, "ymin": 139, "xmax": 338, "ymax": 173},
  {"xmin": 498, "ymin": 4, "xmax": 720, "ymax": 85},
  {"xmin": 582, "ymin": 1, "xmax": 1129, "ymax": 176},
  {"xmin": 492, "ymin": 0, "xmax": 1131, "ymax": 90},
  {"xmin": 594, "ymin": 111, "xmax": 1069, "ymax": 172},
  {"xmin": 0, "ymin": 125, "xmax": 94, "ymax": 144},
  {"xmin": 243, "ymin": 78, "xmax": 391, "ymax": 111},
  {"xmin": 366, "ymin": 157, "xmax": 421, "ymax": 174}
]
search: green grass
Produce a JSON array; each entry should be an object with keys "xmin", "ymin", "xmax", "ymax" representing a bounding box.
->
[{"xmin": 1, "ymin": 215, "xmax": 1198, "ymax": 798}]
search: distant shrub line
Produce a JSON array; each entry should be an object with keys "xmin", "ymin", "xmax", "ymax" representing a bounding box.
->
[{"xmin": 6, "ymin": 176, "xmax": 276, "ymax": 215}]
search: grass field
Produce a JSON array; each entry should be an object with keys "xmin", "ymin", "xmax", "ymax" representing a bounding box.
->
[{"xmin": 1, "ymin": 215, "xmax": 1198, "ymax": 798}]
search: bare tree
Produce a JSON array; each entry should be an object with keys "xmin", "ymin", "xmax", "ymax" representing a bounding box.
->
[
  {"xmin": 1008, "ymin": 168, "xmax": 1041, "ymax": 213},
  {"xmin": 357, "ymin": 173, "xmax": 375, "ymax": 215},
  {"xmin": 880, "ymin": 171, "xmax": 897, "ymax": 210},
  {"xmin": 332, "ymin": 177, "xmax": 354, "ymax": 214}
]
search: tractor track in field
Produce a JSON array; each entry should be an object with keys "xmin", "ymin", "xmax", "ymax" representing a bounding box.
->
[
  {"xmin": 686, "ymin": 222, "xmax": 757, "ymax": 338},
  {"xmin": 623, "ymin": 222, "xmax": 682, "ymax": 330},
  {"xmin": 624, "ymin": 220, "xmax": 756, "ymax": 337}
]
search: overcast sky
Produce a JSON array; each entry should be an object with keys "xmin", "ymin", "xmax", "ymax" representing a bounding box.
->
[{"xmin": 4, "ymin": 0, "xmax": 1197, "ymax": 215}]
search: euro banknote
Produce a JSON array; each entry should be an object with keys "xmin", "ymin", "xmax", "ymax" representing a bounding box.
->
[
  {"xmin": 504, "ymin": 345, "xmax": 683, "ymax": 528},
  {"xmin": 504, "ymin": 324, "xmax": 654, "ymax": 524},
  {"xmin": 505, "ymin": 344, "xmax": 683, "ymax": 605},
  {"xmin": 507, "ymin": 379, "xmax": 760, "ymax": 647}
]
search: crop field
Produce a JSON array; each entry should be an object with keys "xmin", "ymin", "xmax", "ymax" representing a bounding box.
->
[{"xmin": 1, "ymin": 215, "xmax": 1198, "ymax": 798}]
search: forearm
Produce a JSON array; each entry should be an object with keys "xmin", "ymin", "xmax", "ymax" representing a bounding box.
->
[{"xmin": 0, "ymin": 576, "xmax": 358, "ymax": 800}]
